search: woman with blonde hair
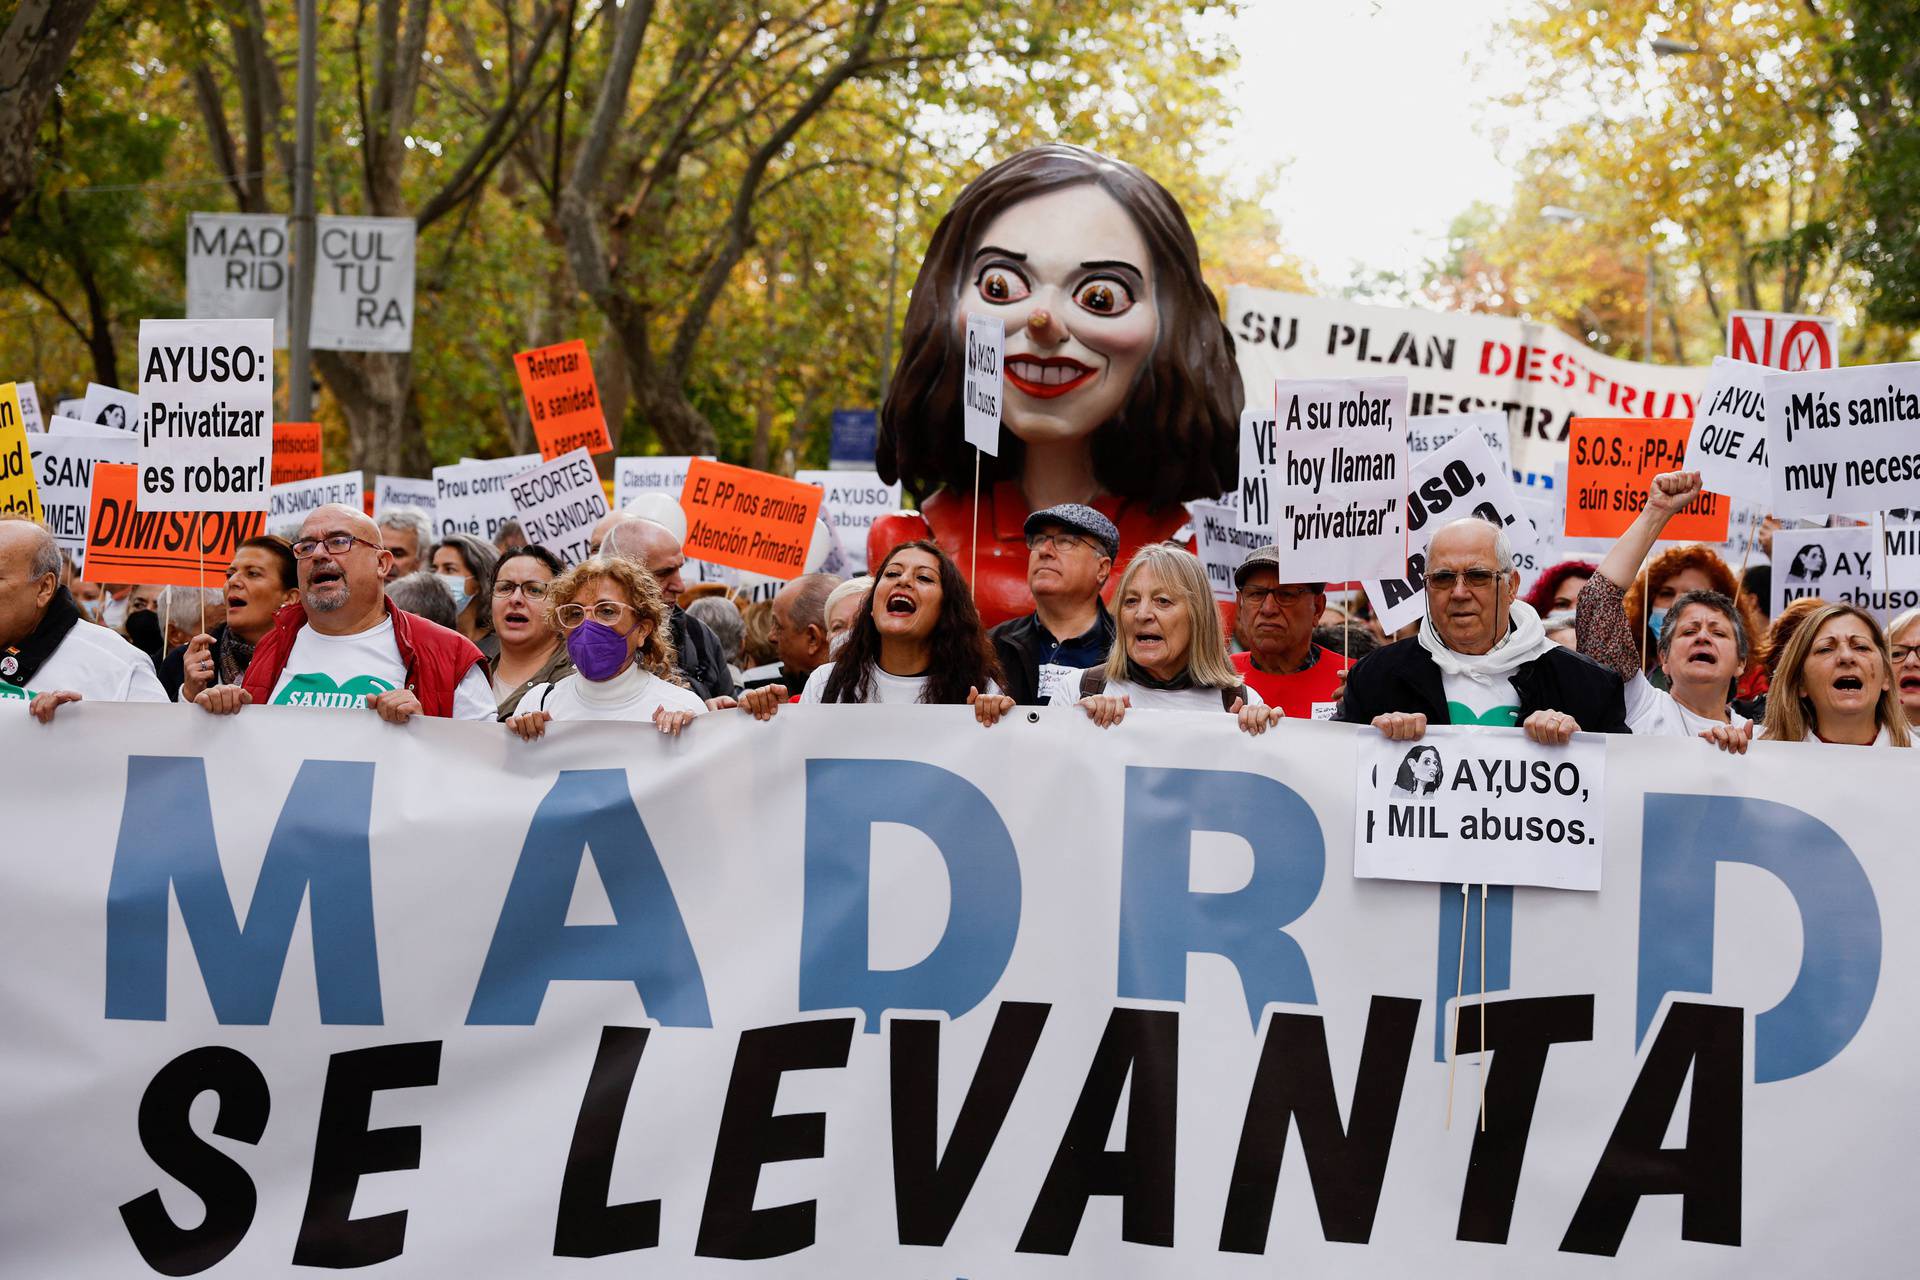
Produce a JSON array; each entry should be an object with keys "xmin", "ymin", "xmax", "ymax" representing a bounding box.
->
[
  {"xmin": 1884, "ymin": 606, "xmax": 1920, "ymax": 729},
  {"xmin": 506, "ymin": 556, "xmax": 707, "ymax": 739},
  {"xmin": 1055, "ymin": 543, "xmax": 1280, "ymax": 735},
  {"xmin": 1760, "ymin": 603, "xmax": 1910, "ymax": 747}
]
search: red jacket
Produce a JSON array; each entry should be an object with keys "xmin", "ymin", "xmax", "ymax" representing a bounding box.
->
[{"xmin": 242, "ymin": 601, "xmax": 488, "ymax": 717}]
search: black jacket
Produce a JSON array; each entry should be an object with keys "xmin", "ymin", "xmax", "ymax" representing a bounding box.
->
[
  {"xmin": 989, "ymin": 606, "xmax": 1116, "ymax": 706},
  {"xmin": 1336, "ymin": 636, "xmax": 1630, "ymax": 734},
  {"xmin": 671, "ymin": 607, "xmax": 737, "ymax": 702}
]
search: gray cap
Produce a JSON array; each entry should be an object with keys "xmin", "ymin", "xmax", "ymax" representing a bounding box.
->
[
  {"xmin": 1234, "ymin": 543, "xmax": 1324, "ymax": 592},
  {"xmin": 1024, "ymin": 503, "xmax": 1119, "ymax": 559}
]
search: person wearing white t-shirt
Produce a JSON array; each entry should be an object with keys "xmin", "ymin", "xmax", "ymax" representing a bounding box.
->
[
  {"xmin": 194, "ymin": 504, "xmax": 493, "ymax": 722},
  {"xmin": 798, "ymin": 541, "xmax": 1013, "ymax": 726},
  {"xmin": 507, "ymin": 556, "xmax": 708, "ymax": 739},
  {"xmin": 1051, "ymin": 543, "xmax": 1281, "ymax": 737},
  {"xmin": 0, "ymin": 517, "xmax": 167, "ymax": 722}
]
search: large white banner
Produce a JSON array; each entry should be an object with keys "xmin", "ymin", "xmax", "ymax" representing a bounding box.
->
[
  {"xmin": 0, "ymin": 707, "xmax": 1912, "ymax": 1275},
  {"xmin": 1228, "ymin": 288, "xmax": 1709, "ymax": 482}
]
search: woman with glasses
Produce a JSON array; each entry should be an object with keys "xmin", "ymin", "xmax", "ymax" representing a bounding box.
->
[
  {"xmin": 486, "ymin": 545, "xmax": 573, "ymax": 718},
  {"xmin": 505, "ymin": 556, "xmax": 706, "ymax": 739},
  {"xmin": 1889, "ymin": 607, "xmax": 1920, "ymax": 730},
  {"xmin": 1760, "ymin": 603, "xmax": 1910, "ymax": 746}
]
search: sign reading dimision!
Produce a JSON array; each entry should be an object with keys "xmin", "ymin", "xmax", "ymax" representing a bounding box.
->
[
  {"xmin": 515, "ymin": 339, "xmax": 612, "ymax": 459},
  {"xmin": 681, "ymin": 458, "xmax": 822, "ymax": 579},
  {"xmin": 81, "ymin": 462, "xmax": 264, "ymax": 586}
]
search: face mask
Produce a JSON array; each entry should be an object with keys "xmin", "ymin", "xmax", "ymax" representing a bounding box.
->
[
  {"xmin": 566, "ymin": 619, "xmax": 632, "ymax": 682},
  {"xmin": 437, "ymin": 574, "xmax": 473, "ymax": 614},
  {"xmin": 829, "ymin": 630, "xmax": 849, "ymax": 656},
  {"xmin": 1648, "ymin": 607, "xmax": 1669, "ymax": 639}
]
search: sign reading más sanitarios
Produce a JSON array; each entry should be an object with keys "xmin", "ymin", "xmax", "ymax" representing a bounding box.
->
[{"xmin": 0, "ymin": 707, "xmax": 1910, "ymax": 1275}]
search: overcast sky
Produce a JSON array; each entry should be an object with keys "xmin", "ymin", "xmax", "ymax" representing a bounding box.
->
[{"xmin": 1213, "ymin": 0, "xmax": 1540, "ymax": 290}]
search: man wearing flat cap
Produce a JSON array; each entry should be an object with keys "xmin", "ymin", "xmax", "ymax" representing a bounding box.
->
[
  {"xmin": 989, "ymin": 503, "xmax": 1118, "ymax": 705},
  {"xmin": 1229, "ymin": 543, "xmax": 1351, "ymax": 719}
]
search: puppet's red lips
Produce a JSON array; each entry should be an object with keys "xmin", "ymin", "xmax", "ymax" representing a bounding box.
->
[{"xmin": 1005, "ymin": 356, "xmax": 1096, "ymax": 399}]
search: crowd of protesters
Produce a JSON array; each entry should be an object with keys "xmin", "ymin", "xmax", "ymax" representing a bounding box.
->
[{"xmin": 2, "ymin": 469, "xmax": 1914, "ymax": 754}]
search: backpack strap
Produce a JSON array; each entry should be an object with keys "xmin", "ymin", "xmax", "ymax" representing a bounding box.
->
[{"xmin": 1079, "ymin": 669, "xmax": 1106, "ymax": 698}]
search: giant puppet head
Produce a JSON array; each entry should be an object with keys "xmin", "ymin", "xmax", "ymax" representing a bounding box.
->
[{"xmin": 876, "ymin": 144, "xmax": 1242, "ymax": 510}]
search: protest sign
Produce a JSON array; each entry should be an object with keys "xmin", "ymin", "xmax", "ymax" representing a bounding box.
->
[
  {"xmin": 310, "ymin": 215, "xmax": 415, "ymax": 352},
  {"xmin": 795, "ymin": 469, "xmax": 901, "ymax": 573},
  {"xmin": 30, "ymin": 428, "xmax": 137, "ymax": 568},
  {"xmin": 507, "ymin": 448, "xmax": 609, "ymax": 565},
  {"xmin": 1269, "ymin": 377, "xmax": 1408, "ymax": 582},
  {"xmin": 1563, "ymin": 417, "xmax": 1730, "ymax": 541},
  {"xmin": 136, "ymin": 318, "xmax": 274, "ymax": 512},
  {"xmin": 1355, "ymin": 725, "xmax": 1606, "ymax": 890},
  {"xmin": 614, "ymin": 454, "xmax": 711, "ymax": 512},
  {"xmin": 78, "ymin": 381, "xmax": 141, "ymax": 433},
  {"xmin": 271, "ymin": 421, "xmax": 323, "ymax": 484},
  {"xmin": 374, "ymin": 474, "xmax": 437, "ymax": 519},
  {"xmin": 0, "ymin": 383, "xmax": 43, "ymax": 519},
  {"xmin": 514, "ymin": 339, "xmax": 612, "ymax": 459},
  {"xmin": 1229, "ymin": 287, "xmax": 1708, "ymax": 481},
  {"xmin": 432, "ymin": 457, "xmax": 527, "ymax": 542},
  {"xmin": 52, "ymin": 397, "xmax": 82, "ymax": 419},
  {"xmin": 963, "ymin": 313, "xmax": 1004, "ymax": 454},
  {"xmin": 1885, "ymin": 515, "xmax": 1920, "ymax": 593},
  {"xmin": 1764, "ymin": 360, "xmax": 1920, "ymax": 518},
  {"xmin": 1406, "ymin": 408, "xmax": 1511, "ymax": 469},
  {"xmin": 1190, "ymin": 498, "xmax": 1261, "ymax": 601},
  {"xmin": 682, "ymin": 458, "xmax": 823, "ymax": 578},
  {"xmin": 80, "ymin": 462, "xmax": 263, "ymax": 586},
  {"xmin": 1361, "ymin": 427, "xmax": 1538, "ymax": 634},
  {"xmin": 185, "ymin": 211, "xmax": 289, "ymax": 345},
  {"xmin": 1235, "ymin": 405, "xmax": 1278, "ymax": 535},
  {"xmin": 1771, "ymin": 525, "xmax": 1919, "ymax": 623},
  {"xmin": 1, "ymin": 707, "xmax": 1914, "ymax": 1275},
  {"xmin": 11, "ymin": 381, "xmax": 41, "ymax": 433},
  {"xmin": 268, "ymin": 471, "xmax": 366, "ymax": 538},
  {"xmin": 1685, "ymin": 357, "xmax": 1773, "ymax": 503},
  {"xmin": 47, "ymin": 415, "xmax": 126, "ymax": 438},
  {"xmin": 1728, "ymin": 309, "xmax": 1839, "ymax": 372}
]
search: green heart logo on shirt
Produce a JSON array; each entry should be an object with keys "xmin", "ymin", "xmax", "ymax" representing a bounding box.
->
[
  {"xmin": 0, "ymin": 683, "xmax": 29, "ymax": 702},
  {"xmin": 274, "ymin": 673, "xmax": 397, "ymax": 709},
  {"xmin": 1447, "ymin": 700, "xmax": 1520, "ymax": 728}
]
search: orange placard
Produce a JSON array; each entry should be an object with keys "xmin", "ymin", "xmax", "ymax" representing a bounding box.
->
[
  {"xmin": 515, "ymin": 339, "xmax": 611, "ymax": 460},
  {"xmin": 1564, "ymin": 417, "xmax": 1730, "ymax": 541},
  {"xmin": 272, "ymin": 422, "xmax": 323, "ymax": 484},
  {"xmin": 680, "ymin": 458, "xmax": 823, "ymax": 580},
  {"xmin": 81, "ymin": 463, "xmax": 265, "ymax": 586}
]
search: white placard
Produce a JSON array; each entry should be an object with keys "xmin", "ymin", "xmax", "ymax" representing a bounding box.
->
[
  {"xmin": 77, "ymin": 382, "xmax": 141, "ymax": 433},
  {"xmin": 1728, "ymin": 309, "xmax": 1840, "ymax": 371},
  {"xmin": 1686, "ymin": 357, "xmax": 1773, "ymax": 503},
  {"xmin": 185, "ymin": 211, "xmax": 289, "ymax": 346},
  {"xmin": 432, "ymin": 457, "xmax": 528, "ymax": 542},
  {"xmin": 795, "ymin": 468, "xmax": 901, "ymax": 574},
  {"xmin": 52, "ymin": 397, "xmax": 82, "ymax": 420},
  {"xmin": 963, "ymin": 313, "xmax": 1004, "ymax": 456},
  {"xmin": 373, "ymin": 474, "xmax": 437, "ymax": 519},
  {"xmin": 47, "ymin": 415, "xmax": 126, "ymax": 439},
  {"xmin": 1766, "ymin": 360, "xmax": 1920, "ymax": 517},
  {"xmin": 310, "ymin": 215, "xmax": 415, "ymax": 353},
  {"xmin": 1272, "ymin": 377, "xmax": 1409, "ymax": 582},
  {"xmin": 12, "ymin": 381, "xmax": 41, "ymax": 433},
  {"xmin": 1236, "ymin": 405, "xmax": 1277, "ymax": 536},
  {"xmin": 1406, "ymin": 409, "xmax": 1510, "ymax": 469},
  {"xmin": 1355, "ymin": 725, "xmax": 1606, "ymax": 889},
  {"xmin": 508, "ymin": 448, "xmax": 609, "ymax": 566},
  {"xmin": 1360, "ymin": 427, "xmax": 1539, "ymax": 634},
  {"xmin": 615, "ymin": 454, "xmax": 712, "ymax": 513},
  {"xmin": 28, "ymin": 428, "xmax": 137, "ymax": 568},
  {"xmin": 268, "ymin": 471, "xmax": 365, "ymax": 539},
  {"xmin": 1189, "ymin": 499, "xmax": 1262, "ymax": 602},
  {"xmin": 1772, "ymin": 525, "xmax": 1919, "ymax": 624},
  {"xmin": 1885, "ymin": 514, "xmax": 1920, "ymax": 592},
  {"xmin": 136, "ymin": 318, "xmax": 274, "ymax": 512}
]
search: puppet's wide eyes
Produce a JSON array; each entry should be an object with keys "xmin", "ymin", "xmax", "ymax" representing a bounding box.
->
[
  {"xmin": 976, "ymin": 266, "xmax": 1030, "ymax": 304},
  {"xmin": 1074, "ymin": 278, "xmax": 1134, "ymax": 316}
]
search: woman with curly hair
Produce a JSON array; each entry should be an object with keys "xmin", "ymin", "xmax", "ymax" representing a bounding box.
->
[
  {"xmin": 506, "ymin": 556, "xmax": 707, "ymax": 739},
  {"xmin": 802, "ymin": 541, "xmax": 1014, "ymax": 726},
  {"xmin": 1761, "ymin": 603, "xmax": 1910, "ymax": 746},
  {"xmin": 1617, "ymin": 530, "xmax": 1770, "ymax": 700}
]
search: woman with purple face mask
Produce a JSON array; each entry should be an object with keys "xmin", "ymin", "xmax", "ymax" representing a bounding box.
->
[{"xmin": 505, "ymin": 556, "xmax": 707, "ymax": 739}]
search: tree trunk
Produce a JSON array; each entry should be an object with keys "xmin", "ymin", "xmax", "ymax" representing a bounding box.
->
[
  {"xmin": 312, "ymin": 349, "xmax": 432, "ymax": 474},
  {"xmin": 0, "ymin": 0, "xmax": 101, "ymax": 233}
]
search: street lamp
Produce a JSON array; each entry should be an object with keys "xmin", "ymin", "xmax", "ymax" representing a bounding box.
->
[{"xmin": 1540, "ymin": 205, "xmax": 1657, "ymax": 359}]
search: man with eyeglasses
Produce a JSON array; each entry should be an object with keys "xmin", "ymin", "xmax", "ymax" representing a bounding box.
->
[
  {"xmin": 1337, "ymin": 515, "xmax": 1628, "ymax": 743},
  {"xmin": 990, "ymin": 504, "xmax": 1118, "ymax": 706},
  {"xmin": 1228, "ymin": 545, "xmax": 1351, "ymax": 719},
  {"xmin": 193, "ymin": 504, "xmax": 494, "ymax": 721}
]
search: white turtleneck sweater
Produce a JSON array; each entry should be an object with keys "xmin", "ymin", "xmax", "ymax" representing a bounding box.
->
[{"xmin": 521, "ymin": 663, "xmax": 707, "ymax": 723}]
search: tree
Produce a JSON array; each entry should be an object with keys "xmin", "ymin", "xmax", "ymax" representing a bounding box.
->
[
  {"xmin": 0, "ymin": 0, "xmax": 101, "ymax": 233},
  {"xmin": 1835, "ymin": 0, "xmax": 1920, "ymax": 328}
]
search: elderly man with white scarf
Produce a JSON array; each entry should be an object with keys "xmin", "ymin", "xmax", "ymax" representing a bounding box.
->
[{"xmin": 1337, "ymin": 515, "xmax": 1630, "ymax": 742}]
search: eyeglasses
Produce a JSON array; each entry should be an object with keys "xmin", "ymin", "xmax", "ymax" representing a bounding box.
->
[
  {"xmin": 553, "ymin": 601, "xmax": 640, "ymax": 631},
  {"xmin": 493, "ymin": 581, "xmax": 551, "ymax": 601},
  {"xmin": 1026, "ymin": 531, "xmax": 1097, "ymax": 553},
  {"xmin": 291, "ymin": 533, "xmax": 385, "ymax": 559},
  {"xmin": 1425, "ymin": 568, "xmax": 1502, "ymax": 593},
  {"xmin": 1893, "ymin": 644, "xmax": 1917, "ymax": 663},
  {"xmin": 1238, "ymin": 585, "xmax": 1316, "ymax": 609}
]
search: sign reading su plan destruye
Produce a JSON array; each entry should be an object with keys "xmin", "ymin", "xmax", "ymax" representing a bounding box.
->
[
  {"xmin": 136, "ymin": 318, "xmax": 273, "ymax": 513},
  {"xmin": 1766, "ymin": 360, "xmax": 1920, "ymax": 517},
  {"xmin": 1272, "ymin": 377, "xmax": 1408, "ymax": 582}
]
